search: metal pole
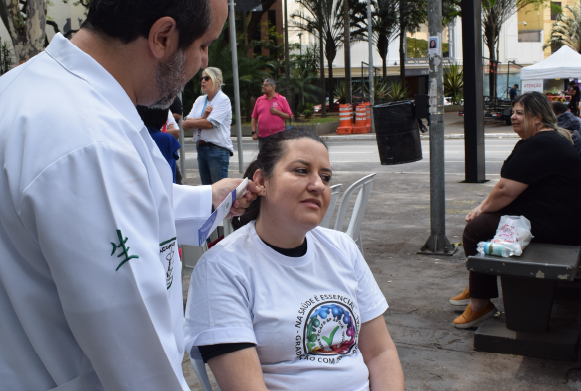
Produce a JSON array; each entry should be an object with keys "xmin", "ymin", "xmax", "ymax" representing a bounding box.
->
[
  {"xmin": 462, "ymin": 0, "xmax": 485, "ymax": 183},
  {"xmin": 178, "ymin": 92, "xmax": 186, "ymax": 179},
  {"xmin": 284, "ymin": 0, "xmax": 292, "ymax": 115},
  {"xmin": 229, "ymin": 0, "xmax": 244, "ymax": 173},
  {"xmin": 367, "ymin": 0, "xmax": 375, "ymax": 133},
  {"xmin": 420, "ymin": 0, "xmax": 454, "ymax": 255}
]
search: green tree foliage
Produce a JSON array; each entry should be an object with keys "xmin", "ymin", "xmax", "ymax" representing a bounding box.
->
[
  {"xmin": 544, "ymin": 5, "xmax": 581, "ymax": 53},
  {"xmin": 0, "ymin": 38, "xmax": 14, "ymax": 75},
  {"xmin": 443, "ymin": 62, "xmax": 463, "ymax": 104},
  {"xmin": 279, "ymin": 44, "xmax": 322, "ymax": 114}
]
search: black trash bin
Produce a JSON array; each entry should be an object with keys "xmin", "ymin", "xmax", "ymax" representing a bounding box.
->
[{"xmin": 372, "ymin": 101, "xmax": 422, "ymax": 165}]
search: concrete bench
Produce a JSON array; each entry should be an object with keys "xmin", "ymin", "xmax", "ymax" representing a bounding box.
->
[{"xmin": 465, "ymin": 243, "xmax": 581, "ymax": 360}]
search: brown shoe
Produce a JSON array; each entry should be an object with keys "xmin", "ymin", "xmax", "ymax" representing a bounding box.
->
[
  {"xmin": 453, "ymin": 303, "xmax": 497, "ymax": 329},
  {"xmin": 450, "ymin": 287, "xmax": 470, "ymax": 306}
]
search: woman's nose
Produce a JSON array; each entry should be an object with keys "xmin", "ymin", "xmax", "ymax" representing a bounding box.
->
[{"xmin": 308, "ymin": 175, "xmax": 326, "ymax": 194}]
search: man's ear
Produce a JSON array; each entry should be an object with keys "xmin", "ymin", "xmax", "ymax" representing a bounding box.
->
[{"xmin": 148, "ymin": 17, "xmax": 179, "ymax": 59}]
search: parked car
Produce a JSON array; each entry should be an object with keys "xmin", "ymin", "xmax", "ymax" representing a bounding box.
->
[{"xmin": 314, "ymin": 99, "xmax": 341, "ymax": 113}]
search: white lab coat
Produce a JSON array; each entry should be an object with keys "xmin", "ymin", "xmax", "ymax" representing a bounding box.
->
[{"xmin": 0, "ymin": 33, "xmax": 209, "ymax": 390}]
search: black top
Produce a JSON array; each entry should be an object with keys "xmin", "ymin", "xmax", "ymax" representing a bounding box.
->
[
  {"xmin": 197, "ymin": 237, "xmax": 308, "ymax": 363},
  {"xmin": 572, "ymin": 86, "xmax": 581, "ymax": 103},
  {"xmin": 500, "ymin": 131, "xmax": 581, "ymax": 245},
  {"xmin": 509, "ymin": 87, "xmax": 517, "ymax": 100},
  {"xmin": 169, "ymin": 96, "xmax": 183, "ymax": 116}
]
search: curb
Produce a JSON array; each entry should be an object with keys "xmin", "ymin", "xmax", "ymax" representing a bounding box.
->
[{"xmin": 209, "ymin": 133, "xmax": 521, "ymax": 143}]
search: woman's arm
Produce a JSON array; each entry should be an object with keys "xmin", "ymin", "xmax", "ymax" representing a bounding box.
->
[
  {"xmin": 182, "ymin": 117, "xmax": 213, "ymax": 131},
  {"xmin": 359, "ymin": 315, "xmax": 405, "ymax": 391},
  {"xmin": 466, "ymin": 178, "xmax": 528, "ymax": 221},
  {"xmin": 207, "ymin": 347, "xmax": 269, "ymax": 391}
]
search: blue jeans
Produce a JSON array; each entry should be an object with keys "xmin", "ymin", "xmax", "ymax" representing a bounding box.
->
[{"xmin": 196, "ymin": 144, "xmax": 230, "ymax": 185}]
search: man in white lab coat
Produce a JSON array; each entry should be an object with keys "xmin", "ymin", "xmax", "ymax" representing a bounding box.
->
[{"xmin": 0, "ymin": 0, "xmax": 255, "ymax": 390}]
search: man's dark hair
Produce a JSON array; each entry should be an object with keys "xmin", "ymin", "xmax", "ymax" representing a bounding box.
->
[
  {"xmin": 552, "ymin": 101, "xmax": 568, "ymax": 116},
  {"xmin": 571, "ymin": 80, "xmax": 577, "ymax": 85},
  {"xmin": 514, "ymin": 84, "xmax": 519, "ymax": 89},
  {"xmin": 82, "ymin": 0, "xmax": 211, "ymax": 50},
  {"xmin": 232, "ymin": 128, "xmax": 327, "ymax": 230},
  {"xmin": 137, "ymin": 105, "xmax": 170, "ymax": 130}
]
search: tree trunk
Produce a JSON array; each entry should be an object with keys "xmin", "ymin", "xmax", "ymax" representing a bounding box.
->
[
  {"xmin": 378, "ymin": 34, "xmax": 388, "ymax": 80},
  {"xmin": 328, "ymin": 57, "xmax": 334, "ymax": 112},
  {"xmin": 487, "ymin": 40, "xmax": 496, "ymax": 101},
  {"xmin": 319, "ymin": 32, "xmax": 326, "ymax": 118},
  {"xmin": 343, "ymin": 0, "xmax": 352, "ymax": 104},
  {"xmin": 0, "ymin": 0, "xmax": 47, "ymax": 63},
  {"xmin": 399, "ymin": 26, "xmax": 406, "ymax": 83},
  {"xmin": 325, "ymin": 32, "xmax": 336, "ymax": 112}
]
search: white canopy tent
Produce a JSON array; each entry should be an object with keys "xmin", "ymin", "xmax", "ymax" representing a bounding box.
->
[{"xmin": 521, "ymin": 45, "xmax": 581, "ymax": 81}]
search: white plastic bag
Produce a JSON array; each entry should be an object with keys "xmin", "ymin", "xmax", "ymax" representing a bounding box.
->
[{"xmin": 477, "ymin": 215, "xmax": 533, "ymax": 257}]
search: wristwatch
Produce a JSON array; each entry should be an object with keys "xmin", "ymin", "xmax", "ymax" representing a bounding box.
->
[{"xmin": 252, "ymin": 131, "xmax": 256, "ymax": 135}]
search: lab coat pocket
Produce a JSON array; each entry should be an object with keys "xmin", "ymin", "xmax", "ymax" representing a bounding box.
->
[{"xmin": 48, "ymin": 376, "xmax": 82, "ymax": 391}]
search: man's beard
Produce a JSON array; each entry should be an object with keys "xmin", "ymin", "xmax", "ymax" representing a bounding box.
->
[{"xmin": 149, "ymin": 49, "xmax": 188, "ymax": 109}]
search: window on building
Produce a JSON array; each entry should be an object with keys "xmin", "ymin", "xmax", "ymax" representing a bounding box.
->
[
  {"xmin": 518, "ymin": 30, "xmax": 541, "ymax": 42},
  {"xmin": 551, "ymin": 2, "xmax": 561, "ymax": 20}
]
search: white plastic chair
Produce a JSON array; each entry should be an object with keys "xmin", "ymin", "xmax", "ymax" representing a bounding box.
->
[
  {"xmin": 334, "ymin": 173, "xmax": 376, "ymax": 255},
  {"xmin": 319, "ymin": 184, "xmax": 343, "ymax": 229}
]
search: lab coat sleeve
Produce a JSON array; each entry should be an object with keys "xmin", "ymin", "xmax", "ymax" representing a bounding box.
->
[
  {"xmin": 172, "ymin": 183, "xmax": 212, "ymax": 246},
  {"xmin": 19, "ymin": 142, "xmax": 186, "ymax": 390}
]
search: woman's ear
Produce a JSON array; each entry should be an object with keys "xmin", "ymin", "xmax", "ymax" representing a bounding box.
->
[{"xmin": 253, "ymin": 169, "xmax": 267, "ymax": 196}]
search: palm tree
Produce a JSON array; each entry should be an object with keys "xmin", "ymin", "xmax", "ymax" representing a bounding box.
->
[
  {"xmin": 293, "ymin": 0, "xmax": 345, "ymax": 112},
  {"xmin": 397, "ymin": 0, "xmax": 427, "ymax": 82},
  {"xmin": 481, "ymin": 0, "xmax": 542, "ymax": 100},
  {"xmin": 544, "ymin": 5, "xmax": 581, "ymax": 53},
  {"xmin": 352, "ymin": 0, "xmax": 399, "ymax": 80}
]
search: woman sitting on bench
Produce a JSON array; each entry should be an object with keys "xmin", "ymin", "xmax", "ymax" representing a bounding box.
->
[
  {"xmin": 451, "ymin": 91, "xmax": 581, "ymax": 329},
  {"xmin": 184, "ymin": 128, "xmax": 404, "ymax": 391}
]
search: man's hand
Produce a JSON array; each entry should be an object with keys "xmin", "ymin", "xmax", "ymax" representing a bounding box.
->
[
  {"xmin": 211, "ymin": 178, "xmax": 262, "ymax": 218},
  {"xmin": 252, "ymin": 132, "xmax": 258, "ymax": 141},
  {"xmin": 270, "ymin": 107, "xmax": 280, "ymax": 116}
]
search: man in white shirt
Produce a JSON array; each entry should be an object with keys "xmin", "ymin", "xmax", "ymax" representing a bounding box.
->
[{"xmin": 0, "ymin": 0, "xmax": 257, "ymax": 390}]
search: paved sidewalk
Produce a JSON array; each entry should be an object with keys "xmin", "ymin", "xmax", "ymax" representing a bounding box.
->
[{"xmin": 180, "ymin": 122, "xmax": 581, "ymax": 389}]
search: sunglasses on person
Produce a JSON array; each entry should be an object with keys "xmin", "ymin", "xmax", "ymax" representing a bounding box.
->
[{"xmin": 201, "ymin": 76, "xmax": 211, "ymax": 82}]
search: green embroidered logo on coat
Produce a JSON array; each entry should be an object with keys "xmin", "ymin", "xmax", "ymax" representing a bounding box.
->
[{"xmin": 111, "ymin": 229, "xmax": 139, "ymax": 270}]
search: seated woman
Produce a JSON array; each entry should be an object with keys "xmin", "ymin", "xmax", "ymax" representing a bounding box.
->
[
  {"xmin": 451, "ymin": 92, "xmax": 581, "ymax": 329},
  {"xmin": 184, "ymin": 128, "xmax": 404, "ymax": 390}
]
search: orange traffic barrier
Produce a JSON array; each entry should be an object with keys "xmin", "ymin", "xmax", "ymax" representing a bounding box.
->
[
  {"xmin": 352, "ymin": 104, "xmax": 370, "ymax": 134},
  {"xmin": 364, "ymin": 102, "xmax": 372, "ymax": 132},
  {"xmin": 336, "ymin": 104, "xmax": 353, "ymax": 134}
]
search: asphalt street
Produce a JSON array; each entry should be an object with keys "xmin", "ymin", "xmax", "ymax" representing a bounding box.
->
[{"xmin": 182, "ymin": 138, "xmax": 519, "ymax": 179}]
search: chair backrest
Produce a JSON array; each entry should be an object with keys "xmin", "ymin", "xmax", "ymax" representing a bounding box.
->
[
  {"xmin": 333, "ymin": 173, "xmax": 376, "ymax": 253},
  {"xmin": 319, "ymin": 183, "xmax": 343, "ymax": 229},
  {"xmin": 182, "ymin": 244, "xmax": 208, "ymax": 270}
]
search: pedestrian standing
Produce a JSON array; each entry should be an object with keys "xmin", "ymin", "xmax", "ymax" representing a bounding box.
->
[
  {"xmin": 251, "ymin": 78, "xmax": 293, "ymax": 149},
  {"xmin": 183, "ymin": 67, "xmax": 233, "ymax": 184},
  {"xmin": 509, "ymin": 84, "xmax": 518, "ymax": 101},
  {"xmin": 0, "ymin": 0, "xmax": 259, "ymax": 389},
  {"xmin": 564, "ymin": 80, "xmax": 580, "ymax": 116}
]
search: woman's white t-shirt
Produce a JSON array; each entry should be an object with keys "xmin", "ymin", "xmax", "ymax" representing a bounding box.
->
[
  {"xmin": 184, "ymin": 222, "xmax": 388, "ymax": 391},
  {"xmin": 186, "ymin": 90, "xmax": 233, "ymax": 153}
]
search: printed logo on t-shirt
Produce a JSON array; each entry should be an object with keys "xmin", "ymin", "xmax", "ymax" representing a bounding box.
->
[{"xmin": 294, "ymin": 295, "xmax": 360, "ymax": 365}]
